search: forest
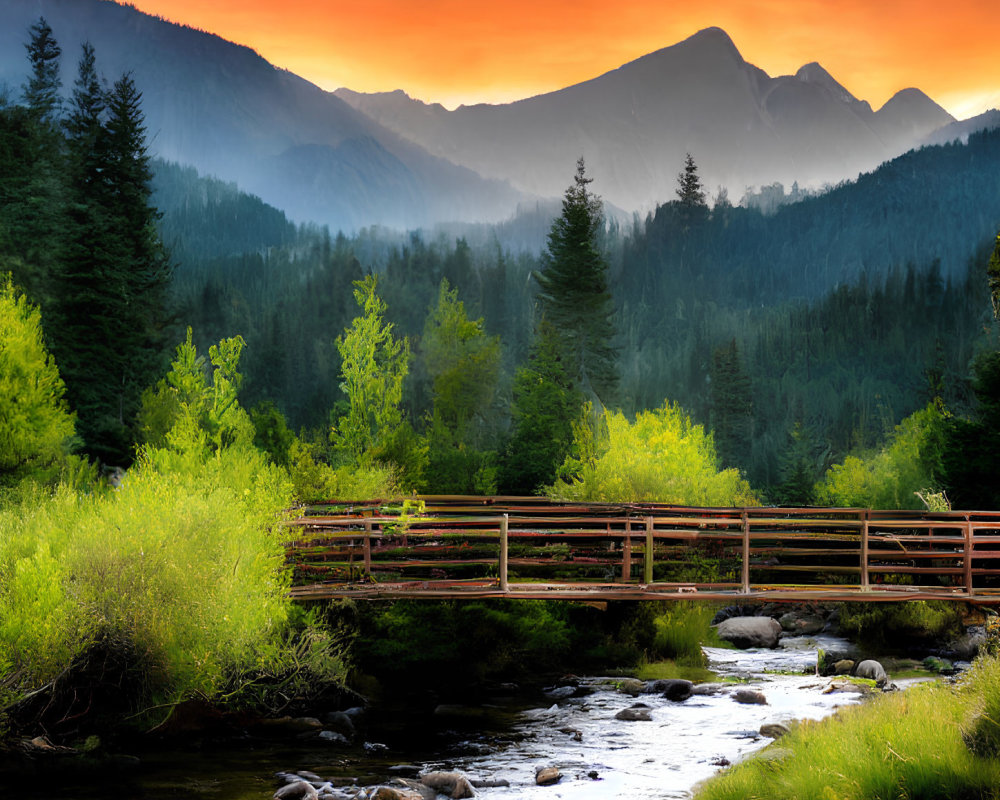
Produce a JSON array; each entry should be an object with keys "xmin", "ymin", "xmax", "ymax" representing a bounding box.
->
[{"xmin": 2, "ymin": 16, "xmax": 1000, "ymax": 751}]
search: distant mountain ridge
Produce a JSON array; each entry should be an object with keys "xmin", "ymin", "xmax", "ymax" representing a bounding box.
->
[
  {"xmin": 0, "ymin": 4, "xmax": 958, "ymax": 229},
  {"xmin": 0, "ymin": 0, "xmax": 524, "ymax": 231},
  {"xmin": 336, "ymin": 27, "xmax": 955, "ymax": 212}
]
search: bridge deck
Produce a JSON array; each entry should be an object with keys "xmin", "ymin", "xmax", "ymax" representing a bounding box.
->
[{"xmin": 285, "ymin": 497, "xmax": 1000, "ymax": 603}]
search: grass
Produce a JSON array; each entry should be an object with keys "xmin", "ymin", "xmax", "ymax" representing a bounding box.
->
[
  {"xmin": 694, "ymin": 655, "xmax": 1000, "ymax": 800},
  {"xmin": 634, "ymin": 660, "xmax": 716, "ymax": 683}
]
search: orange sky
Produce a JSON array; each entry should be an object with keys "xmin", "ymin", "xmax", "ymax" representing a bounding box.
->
[{"xmin": 128, "ymin": 0, "xmax": 1000, "ymax": 119}]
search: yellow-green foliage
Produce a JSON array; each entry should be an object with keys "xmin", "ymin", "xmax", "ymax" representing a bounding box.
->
[
  {"xmin": 650, "ymin": 602, "xmax": 719, "ymax": 666},
  {"xmin": 695, "ymin": 656, "xmax": 1000, "ymax": 800},
  {"xmin": 0, "ymin": 275, "xmax": 76, "ymax": 486},
  {"xmin": 0, "ymin": 447, "xmax": 295, "ymax": 713},
  {"xmin": 288, "ymin": 438, "xmax": 397, "ymax": 503},
  {"xmin": 549, "ymin": 402, "xmax": 758, "ymax": 505},
  {"xmin": 815, "ymin": 401, "xmax": 949, "ymax": 509}
]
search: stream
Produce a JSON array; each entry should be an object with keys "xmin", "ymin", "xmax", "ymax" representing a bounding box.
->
[{"xmin": 6, "ymin": 633, "xmax": 928, "ymax": 799}]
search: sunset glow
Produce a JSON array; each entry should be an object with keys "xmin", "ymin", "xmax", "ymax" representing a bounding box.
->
[{"xmin": 127, "ymin": 0, "xmax": 999, "ymax": 117}]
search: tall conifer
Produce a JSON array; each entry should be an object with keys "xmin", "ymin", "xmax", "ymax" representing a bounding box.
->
[{"xmin": 534, "ymin": 158, "xmax": 618, "ymax": 402}]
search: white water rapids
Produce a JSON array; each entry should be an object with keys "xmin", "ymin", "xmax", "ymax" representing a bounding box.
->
[{"xmin": 433, "ymin": 634, "xmax": 889, "ymax": 799}]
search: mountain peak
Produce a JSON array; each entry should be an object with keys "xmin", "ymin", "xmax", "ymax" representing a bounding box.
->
[
  {"xmin": 794, "ymin": 62, "xmax": 859, "ymax": 105},
  {"xmin": 680, "ymin": 27, "xmax": 743, "ymax": 61}
]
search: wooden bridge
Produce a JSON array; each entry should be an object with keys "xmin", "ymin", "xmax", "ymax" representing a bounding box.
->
[{"xmin": 286, "ymin": 497, "xmax": 1000, "ymax": 604}]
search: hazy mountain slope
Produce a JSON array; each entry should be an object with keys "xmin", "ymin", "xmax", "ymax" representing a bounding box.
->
[
  {"xmin": 922, "ymin": 109, "xmax": 1000, "ymax": 146},
  {"xmin": 336, "ymin": 28, "xmax": 954, "ymax": 212},
  {"xmin": 0, "ymin": 0, "xmax": 524, "ymax": 231}
]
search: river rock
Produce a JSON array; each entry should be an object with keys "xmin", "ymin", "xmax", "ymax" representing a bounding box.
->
[
  {"xmin": 535, "ymin": 767, "xmax": 562, "ymax": 785},
  {"xmin": 834, "ymin": 659, "xmax": 855, "ymax": 674},
  {"xmin": 690, "ymin": 683, "xmax": 727, "ymax": 696},
  {"xmin": 543, "ymin": 686, "xmax": 576, "ymax": 701},
  {"xmin": 323, "ymin": 711, "xmax": 356, "ymax": 738},
  {"xmin": 759, "ymin": 722, "xmax": 791, "ymax": 739},
  {"xmin": 778, "ymin": 611, "xmax": 826, "ymax": 635},
  {"xmin": 617, "ymin": 678, "xmax": 646, "ymax": 696},
  {"xmin": 420, "ymin": 771, "xmax": 475, "ymax": 799},
  {"xmin": 390, "ymin": 779, "xmax": 437, "ymax": 800},
  {"xmin": 372, "ymin": 788, "xmax": 425, "ymax": 800},
  {"xmin": 469, "ymin": 778, "xmax": 510, "ymax": 788},
  {"xmin": 318, "ymin": 730, "xmax": 349, "ymax": 744},
  {"xmin": 275, "ymin": 781, "xmax": 320, "ymax": 800},
  {"xmin": 648, "ymin": 679, "xmax": 693, "ymax": 701},
  {"xmin": 615, "ymin": 707, "xmax": 653, "ymax": 721},
  {"xmin": 716, "ymin": 617, "xmax": 782, "ymax": 649},
  {"xmin": 854, "ymin": 659, "xmax": 888, "ymax": 686},
  {"xmin": 732, "ymin": 688, "xmax": 768, "ymax": 705}
]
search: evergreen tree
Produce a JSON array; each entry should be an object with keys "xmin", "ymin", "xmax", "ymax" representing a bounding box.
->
[
  {"xmin": 22, "ymin": 17, "xmax": 62, "ymax": 126},
  {"xmin": 50, "ymin": 68, "xmax": 172, "ymax": 464},
  {"xmin": 675, "ymin": 152, "xmax": 708, "ymax": 228},
  {"xmin": 500, "ymin": 319, "xmax": 582, "ymax": 495},
  {"xmin": 534, "ymin": 158, "xmax": 617, "ymax": 402},
  {"xmin": 709, "ymin": 338, "xmax": 752, "ymax": 468}
]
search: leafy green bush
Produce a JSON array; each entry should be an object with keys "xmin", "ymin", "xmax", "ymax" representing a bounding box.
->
[
  {"xmin": 549, "ymin": 402, "xmax": 758, "ymax": 505},
  {"xmin": 0, "ymin": 274, "xmax": 77, "ymax": 487},
  {"xmin": 815, "ymin": 401, "xmax": 949, "ymax": 509},
  {"xmin": 837, "ymin": 601, "xmax": 966, "ymax": 649}
]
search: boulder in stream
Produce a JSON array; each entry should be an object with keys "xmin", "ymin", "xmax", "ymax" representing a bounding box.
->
[
  {"xmin": 616, "ymin": 678, "xmax": 646, "ymax": 696},
  {"xmin": 274, "ymin": 781, "xmax": 319, "ymax": 800},
  {"xmin": 535, "ymin": 766, "xmax": 562, "ymax": 785},
  {"xmin": 715, "ymin": 617, "xmax": 781, "ymax": 649},
  {"xmin": 615, "ymin": 706, "xmax": 653, "ymax": 721},
  {"xmin": 656, "ymin": 679, "xmax": 693, "ymax": 702},
  {"xmin": 420, "ymin": 771, "xmax": 475, "ymax": 799},
  {"xmin": 732, "ymin": 688, "xmax": 768, "ymax": 705},
  {"xmin": 759, "ymin": 722, "xmax": 791, "ymax": 739},
  {"xmin": 854, "ymin": 659, "xmax": 888, "ymax": 686}
]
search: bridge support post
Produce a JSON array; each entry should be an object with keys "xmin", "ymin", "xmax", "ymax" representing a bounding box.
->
[
  {"xmin": 644, "ymin": 517, "xmax": 654, "ymax": 585},
  {"xmin": 499, "ymin": 513, "xmax": 509, "ymax": 592},
  {"xmin": 741, "ymin": 511, "xmax": 750, "ymax": 594},
  {"xmin": 363, "ymin": 519, "xmax": 372, "ymax": 578},
  {"xmin": 861, "ymin": 511, "xmax": 870, "ymax": 590},
  {"xmin": 622, "ymin": 519, "xmax": 632, "ymax": 582},
  {"xmin": 964, "ymin": 518, "xmax": 974, "ymax": 598}
]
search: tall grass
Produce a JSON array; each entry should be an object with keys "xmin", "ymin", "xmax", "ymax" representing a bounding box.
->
[
  {"xmin": 649, "ymin": 602, "xmax": 719, "ymax": 666},
  {"xmin": 695, "ymin": 655, "xmax": 1000, "ymax": 800}
]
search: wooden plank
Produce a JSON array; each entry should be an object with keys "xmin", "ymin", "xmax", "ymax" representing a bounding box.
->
[
  {"xmin": 644, "ymin": 516, "xmax": 654, "ymax": 585},
  {"xmin": 742, "ymin": 510, "xmax": 750, "ymax": 594},
  {"xmin": 499, "ymin": 513, "xmax": 509, "ymax": 592},
  {"xmin": 622, "ymin": 519, "xmax": 632, "ymax": 582}
]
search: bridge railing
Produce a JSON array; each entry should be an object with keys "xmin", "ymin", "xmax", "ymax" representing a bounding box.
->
[{"xmin": 285, "ymin": 498, "xmax": 1000, "ymax": 600}]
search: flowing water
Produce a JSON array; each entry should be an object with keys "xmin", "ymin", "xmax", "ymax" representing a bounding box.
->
[{"xmin": 6, "ymin": 633, "xmax": 926, "ymax": 799}]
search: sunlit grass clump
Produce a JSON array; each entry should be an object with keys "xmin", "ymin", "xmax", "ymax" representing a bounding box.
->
[{"xmin": 695, "ymin": 656, "xmax": 1000, "ymax": 800}]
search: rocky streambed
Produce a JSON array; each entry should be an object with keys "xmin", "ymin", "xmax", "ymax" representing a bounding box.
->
[
  {"xmin": 270, "ymin": 630, "xmax": 950, "ymax": 800},
  {"xmin": 4, "ymin": 622, "xmax": 976, "ymax": 800}
]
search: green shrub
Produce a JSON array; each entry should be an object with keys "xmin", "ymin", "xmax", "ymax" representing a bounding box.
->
[
  {"xmin": 815, "ymin": 401, "xmax": 949, "ymax": 509},
  {"xmin": 837, "ymin": 601, "xmax": 966, "ymax": 649},
  {"xmin": 549, "ymin": 402, "xmax": 758, "ymax": 505}
]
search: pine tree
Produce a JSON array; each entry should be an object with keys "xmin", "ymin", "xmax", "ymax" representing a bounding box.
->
[
  {"xmin": 22, "ymin": 17, "xmax": 62, "ymax": 126},
  {"xmin": 50, "ymin": 67, "xmax": 172, "ymax": 464},
  {"xmin": 500, "ymin": 319, "xmax": 582, "ymax": 495},
  {"xmin": 709, "ymin": 338, "xmax": 752, "ymax": 468},
  {"xmin": 534, "ymin": 158, "xmax": 618, "ymax": 402},
  {"xmin": 676, "ymin": 153, "xmax": 708, "ymax": 228}
]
